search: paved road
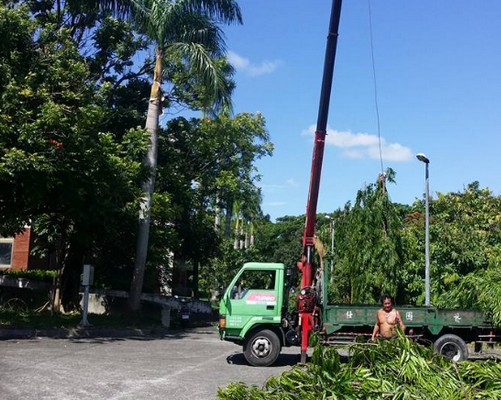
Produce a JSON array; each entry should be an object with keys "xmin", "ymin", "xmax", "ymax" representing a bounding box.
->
[{"xmin": 0, "ymin": 326, "xmax": 303, "ymax": 400}]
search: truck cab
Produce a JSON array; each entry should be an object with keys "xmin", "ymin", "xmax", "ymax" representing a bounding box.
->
[{"xmin": 218, "ymin": 262, "xmax": 296, "ymax": 366}]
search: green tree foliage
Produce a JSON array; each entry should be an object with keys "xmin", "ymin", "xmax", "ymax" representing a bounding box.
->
[
  {"xmin": 241, "ymin": 175, "xmax": 501, "ymax": 324},
  {"xmin": 158, "ymin": 113, "xmax": 272, "ymax": 297},
  {"xmin": 0, "ymin": 3, "xmax": 150, "ymax": 310},
  {"xmin": 194, "ymin": 113, "xmax": 273, "ymax": 237},
  {"xmin": 431, "ymin": 183, "xmax": 501, "ymax": 289},
  {"xmin": 199, "ymin": 239, "xmax": 261, "ymax": 298},
  {"xmin": 330, "ymin": 171, "xmax": 404, "ymax": 304},
  {"xmin": 252, "ymin": 215, "xmax": 304, "ymax": 268},
  {"xmin": 1, "ymin": 1, "xmax": 271, "ymax": 309},
  {"xmin": 402, "ymin": 182, "xmax": 501, "ymax": 322}
]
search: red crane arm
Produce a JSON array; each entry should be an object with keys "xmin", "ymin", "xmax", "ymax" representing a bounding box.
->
[
  {"xmin": 298, "ymin": 0, "xmax": 343, "ymax": 364},
  {"xmin": 300, "ymin": 0, "xmax": 343, "ymax": 288}
]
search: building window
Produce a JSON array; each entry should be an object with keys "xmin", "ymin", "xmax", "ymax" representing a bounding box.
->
[{"xmin": 0, "ymin": 238, "xmax": 14, "ymax": 269}]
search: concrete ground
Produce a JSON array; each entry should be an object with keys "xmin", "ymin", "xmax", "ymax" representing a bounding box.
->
[
  {"xmin": 0, "ymin": 326, "xmax": 304, "ymax": 400},
  {"xmin": 1, "ymin": 325, "xmax": 499, "ymax": 400}
]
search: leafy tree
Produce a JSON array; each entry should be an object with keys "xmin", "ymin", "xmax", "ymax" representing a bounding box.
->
[
  {"xmin": 194, "ymin": 113, "xmax": 272, "ymax": 237},
  {"xmin": 415, "ymin": 183, "xmax": 501, "ymax": 319},
  {"xmin": 432, "ymin": 183, "xmax": 501, "ymax": 280},
  {"xmin": 199, "ymin": 239, "xmax": 262, "ymax": 299},
  {"xmin": 252, "ymin": 215, "xmax": 304, "ymax": 268},
  {"xmin": 398, "ymin": 205, "xmax": 429, "ymax": 304},
  {"xmin": 0, "ymin": 3, "xmax": 150, "ymax": 311},
  {"xmin": 400, "ymin": 182, "xmax": 501, "ymax": 312},
  {"xmin": 330, "ymin": 171, "xmax": 404, "ymax": 304},
  {"xmin": 151, "ymin": 113, "xmax": 272, "ymax": 297}
]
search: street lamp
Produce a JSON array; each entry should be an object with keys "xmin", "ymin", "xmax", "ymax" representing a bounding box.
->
[{"xmin": 416, "ymin": 153, "xmax": 430, "ymax": 306}]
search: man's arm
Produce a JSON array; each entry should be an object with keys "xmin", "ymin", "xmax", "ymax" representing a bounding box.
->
[
  {"xmin": 396, "ymin": 310, "xmax": 406, "ymax": 332},
  {"xmin": 371, "ymin": 312, "xmax": 380, "ymax": 340}
]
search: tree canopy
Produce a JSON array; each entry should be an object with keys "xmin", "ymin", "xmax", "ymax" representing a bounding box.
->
[{"xmin": 0, "ymin": 0, "xmax": 272, "ymax": 311}]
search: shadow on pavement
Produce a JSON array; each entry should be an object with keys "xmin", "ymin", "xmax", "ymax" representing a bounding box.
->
[
  {"xmin": 226, "ymin": 352, "xmax": 303, "ymax": 367},
  {"xmin": 225, "ymin": 349, "xmax": 352, "ymax": 367},
  {"xmin": 67, "ymin": 330, "xmax": 195, "ymax": 344}
]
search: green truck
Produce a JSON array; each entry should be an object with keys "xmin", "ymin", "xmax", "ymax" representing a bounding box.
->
[{"xmin": 218, "ymin": 262, "xmax": 498, "ymax": 366}]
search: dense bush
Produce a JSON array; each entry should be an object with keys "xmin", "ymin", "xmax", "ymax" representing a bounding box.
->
[{"xmin": 1, "ymin": 269, "xmax": 56, "ymax": 282}]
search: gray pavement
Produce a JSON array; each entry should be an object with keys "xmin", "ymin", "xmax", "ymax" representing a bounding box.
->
[
  {"xmin": 4, "ymin": 327, "xmax": 497, "ymax": 400},
  {"xmin": 0, "ymin": 326, "xmax": 303, "ymax": 400}
]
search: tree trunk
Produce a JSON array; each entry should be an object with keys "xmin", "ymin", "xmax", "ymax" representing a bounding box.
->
[
  {"xmin": 61, "ymin": 246, "xmax": 85, "ymax": 312},
  {"xmin": 224, "ymin": 200, "xmax": 233, "ymax": 238},
  {"xmin": 129, "ymin": 46, "xmax": 163, "ymax": 312},
  {"xmin": 51, "ymin": 233, "xmax": 66, "ymax": 314},
  {"xmin": 193, "ymin": 261, "xmax": 199, "ymax": 298}
]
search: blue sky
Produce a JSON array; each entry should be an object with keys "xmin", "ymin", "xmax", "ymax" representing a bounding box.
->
[{"xmin": 221, "ymin": 1, "xmax": 501, "ymax": 220}]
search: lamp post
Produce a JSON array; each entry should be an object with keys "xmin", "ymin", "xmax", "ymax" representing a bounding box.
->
[{"xmin": 416, "ymin": 153, "xmax": 430, "ymax": 306}]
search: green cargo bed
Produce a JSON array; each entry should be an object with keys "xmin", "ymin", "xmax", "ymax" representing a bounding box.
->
[{"xmin": 323, "ymin": 304, "xmax": 491, "ymax": 336}]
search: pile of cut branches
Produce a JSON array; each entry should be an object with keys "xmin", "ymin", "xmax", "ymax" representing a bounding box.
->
[{"xmin": 217, "ymin": 335, "xmax": 501, "ymax": 399}]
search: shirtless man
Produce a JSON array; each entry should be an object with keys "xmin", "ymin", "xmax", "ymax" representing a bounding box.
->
[{"xmin": 371, "ymin": 294, "xmax": 406, "ymax": 340}]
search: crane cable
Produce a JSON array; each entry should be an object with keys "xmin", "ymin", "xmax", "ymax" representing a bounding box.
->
[{"xmin": 367, "ymin": 0, "xmax": 385, "ymax": 177}]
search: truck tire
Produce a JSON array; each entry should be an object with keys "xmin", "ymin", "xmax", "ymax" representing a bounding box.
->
[
  {"xmin": 243, "ymin": 329, "xmax": 281, "ymax": 367},
  {"xmin": 433, "ymin": 334, "xmax": 468, "ymax": 362}
]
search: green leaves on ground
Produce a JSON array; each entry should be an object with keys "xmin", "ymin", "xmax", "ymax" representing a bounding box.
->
[{"xmin": 217, "ymin": 336, "xmax": 501, "ymax": 399}]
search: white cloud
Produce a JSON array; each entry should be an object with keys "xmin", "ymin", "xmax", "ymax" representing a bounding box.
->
[
  {"xmin": 264, "ymin": 201, "xmax": 287, "ymax": 207},
  {"xmin": 262, "ymin": 179, "xmax": 299, "ymax": 192},
  {"xmin": 261, "ymin": 178, "xmax": 300, "ymax": 196},
  {"xmin": 228, "ymin": 51, "xmax": 280, "ymax": 77},
  {"xmin": 302, "ymin": 125, "xmax": 413, "ymax": 162},
  {"xmin": 261, "ymin": 183, "xmax": 286, "ymax": 192}
]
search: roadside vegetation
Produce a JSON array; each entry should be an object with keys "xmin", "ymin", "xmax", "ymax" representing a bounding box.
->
[{"xmin": 0, "ymin": 308, "xmax": 158, "ymax": 330}]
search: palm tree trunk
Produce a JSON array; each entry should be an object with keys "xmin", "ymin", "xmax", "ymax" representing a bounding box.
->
[{"xmin": 129, "ymin": 46, "xmax": 163, "ymax": 312}]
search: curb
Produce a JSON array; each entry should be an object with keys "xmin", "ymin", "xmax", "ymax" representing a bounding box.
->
[
  {"xmin": 0, "ymin": 320, "xmax": 218, "ymax": 340},
  {"xmin": 0, "ymin": 326, "xmax": 171, "ymax": 340}
]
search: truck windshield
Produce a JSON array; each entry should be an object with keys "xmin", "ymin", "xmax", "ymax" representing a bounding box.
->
[{"xmin": 230, "ymin": 270, "xmax": 276, "ymax": 299}]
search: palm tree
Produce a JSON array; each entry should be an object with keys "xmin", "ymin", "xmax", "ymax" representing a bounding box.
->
[{"xmin": 128, "ymin": 0, "xmax": 242, "ymax": 311}]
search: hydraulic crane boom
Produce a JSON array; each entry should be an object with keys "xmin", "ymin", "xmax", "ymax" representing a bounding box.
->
[{"xmin": 298, "ymin": 0, "xmax": 343, "ymax": 363}]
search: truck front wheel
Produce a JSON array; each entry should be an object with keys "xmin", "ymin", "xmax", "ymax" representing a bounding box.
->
[
  {"xmin": 243, "ymin": 329, "xmax": 281, "ymax": 367},
  {"xmin": 433, "ymin": 334, "xmax": 468, "ymax": 362}
]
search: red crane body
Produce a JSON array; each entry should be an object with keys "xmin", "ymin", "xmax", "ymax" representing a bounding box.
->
[{"xmin": 298, "ymin": 0, "xmax": 343, "ymax": 363}]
